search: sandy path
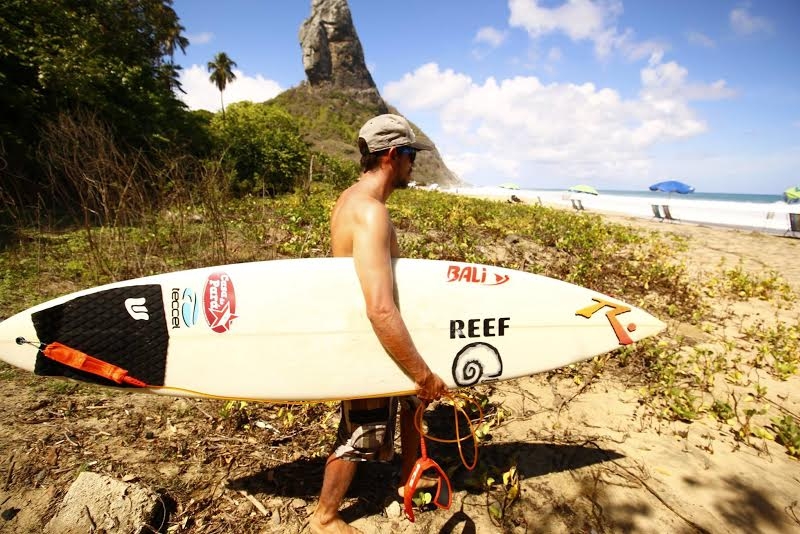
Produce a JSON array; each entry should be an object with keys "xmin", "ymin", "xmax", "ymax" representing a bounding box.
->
[
  {"xmin": 600, "ymin": 212, "xmax": 800, "ymax": 288},
  {"xmin": 350, "ymin": 202, "xmax": 800, "ymax": 534}
]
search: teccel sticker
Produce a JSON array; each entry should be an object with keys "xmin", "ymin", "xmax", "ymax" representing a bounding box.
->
[
  {"xmin": 203, "ymin": 272, "xmax": 238, "ymax": 333},
  {"xmin": 171, "ymin": 288, "xmax": 201, "ymax": 329}
]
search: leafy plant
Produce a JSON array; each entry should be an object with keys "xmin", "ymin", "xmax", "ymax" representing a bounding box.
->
[
  {"xmin": 711, "ymin": 400, "xmax": 735, "ymax": 423},
  {"xmin": 488, "ymin": 465, "xmax": 520, "ymax": 523},
  {"xmin": 712, "ymin": 264, "xmax": 795, "ymax": 301},
  {"xmin": 220, "ymin": 400, "xmax": 251, "ymax": 430},
  {"xmin": 743, "ymin": 320, "xmax": 800, "ymax": 380},
  {"xmin": 771, "ymin": 415, "xmax": 800, "ymax": 459},
  {"xmin": 210, "ymin": 102, "xmax": 310, "ymax": 196}
]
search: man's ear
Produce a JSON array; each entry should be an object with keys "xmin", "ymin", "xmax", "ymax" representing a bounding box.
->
[{"xmin": 388, "ymin": 147, "xmax": 398, "ymax": 160}]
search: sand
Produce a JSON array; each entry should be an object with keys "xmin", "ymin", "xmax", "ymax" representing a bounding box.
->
[
  {"xmin": 601, "ymin": 210, "xmax": 800, "ymax": 288},
  {"xmin": 1, "ymin": 201, "xmax": 798, "ymax": 533},
  {"xmin": 345, "ymin": 200, "xmax": 800, "ymax": 533}
]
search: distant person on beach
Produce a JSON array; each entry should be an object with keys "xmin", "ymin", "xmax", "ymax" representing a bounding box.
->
[{"xmin": 310, "ymin": 114, "xmax": 448, "ymax": 534}]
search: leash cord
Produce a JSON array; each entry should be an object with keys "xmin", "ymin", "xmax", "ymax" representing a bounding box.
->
[{"xmin": 413, "ymin": 392, "xmax": 482, "ymax": 471}]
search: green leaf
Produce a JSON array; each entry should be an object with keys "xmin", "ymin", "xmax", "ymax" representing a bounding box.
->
[{"xmin": 412, "ymin": 492, "xmax": 432, "ymax": 507}]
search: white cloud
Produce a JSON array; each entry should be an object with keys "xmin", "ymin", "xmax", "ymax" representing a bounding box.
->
[
  {"xmin": 730, "ymin": 6, "xmax": 773, "ymax": 36},
  {"xmin": 177, "ymin": 65, "xmax": 283, "ymax": 111},
  {"xmin": 187, "ymin": 32, "xmax": 214, "ymax": 45},
  {"xmin": 508, "ymin": 0, "xmax": 615, "ymax": 40},
  {"xmin": 383, "ymin": 60, "xmax": 733, "ymax": 186},
  {"xmin": 640, "ymin": 60, "xmax": 735, "ymax": 101},
  {"xmin": 686, "ymin": 30, "xmax": 716, "ymax": 48},
  {"xmin": 508, "ymin": 0, "xmax": 668, "ymax": 61},
  {"xmin": 474, "ymin": 26, "xmax": 508, "ymax": 48},
  {"xmin": 384, "ymin": 63, "xmax": 472, "ymax": 110}
]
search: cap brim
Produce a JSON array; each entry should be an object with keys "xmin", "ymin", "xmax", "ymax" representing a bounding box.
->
[{"xmin": 409, "ymin": 139, "xmax": 434, "ymax": 151}]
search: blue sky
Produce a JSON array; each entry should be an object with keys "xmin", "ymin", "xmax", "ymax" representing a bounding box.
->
[{"xmin": 172, "ymin": 0, "xmax": 799, "ymax": 194}]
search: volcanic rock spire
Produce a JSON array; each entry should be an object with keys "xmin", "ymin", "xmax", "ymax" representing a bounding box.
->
[{"xmin": 299, "ymin": 0, "xmax": 378, "ymax": 92}]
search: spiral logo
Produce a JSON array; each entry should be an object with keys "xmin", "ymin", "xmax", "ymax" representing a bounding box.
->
[{"xmin": 451, "ymin": 342, "xmax": 503, "ymax": 387}]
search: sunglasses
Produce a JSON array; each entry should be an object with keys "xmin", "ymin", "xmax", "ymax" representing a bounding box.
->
[{"xmin": 397, "ymin": 146, "xmax": 417, "ymax": 163}]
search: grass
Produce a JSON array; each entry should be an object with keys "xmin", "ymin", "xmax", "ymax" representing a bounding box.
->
[
  {"xmin": 0, "ymin": 184, "xmax": 697, "ymax": 318},
  {"xmin": 1, "ymin": 181, "xmax": 798, "ymax": 465}
]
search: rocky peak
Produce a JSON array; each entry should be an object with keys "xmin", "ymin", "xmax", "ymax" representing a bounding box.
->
[
  {"xmin": 296, "ymin": 0, "xmax": 461, "ymax": 186},
  {"xmin": 299, "ymin": 0, "xmax": 377, "ymax": 91}
]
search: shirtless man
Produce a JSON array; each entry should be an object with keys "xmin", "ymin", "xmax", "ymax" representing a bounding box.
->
[{"xmin": 310, "ymin": 114, "xmax": 449, "ymax": 534}]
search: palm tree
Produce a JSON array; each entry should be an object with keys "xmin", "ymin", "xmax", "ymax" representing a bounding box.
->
[{"xmin": 207, "ymin": 52, "xmax": 237, "ymax": 119}]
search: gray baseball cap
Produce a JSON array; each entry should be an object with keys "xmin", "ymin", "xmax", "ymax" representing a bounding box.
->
[{"xmin": 358, "ymin": 114, "xmax": 433, "ymax": 154}]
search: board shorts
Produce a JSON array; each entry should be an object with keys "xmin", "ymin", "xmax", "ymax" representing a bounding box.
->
[{"xmin": 332, "ymin": 396, "xmax": 420, "ymax": 462}]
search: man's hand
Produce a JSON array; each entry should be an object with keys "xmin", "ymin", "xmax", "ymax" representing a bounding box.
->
[{"xmin": 415, "ymin": 370, "xmax": 448, "ymax": 402}]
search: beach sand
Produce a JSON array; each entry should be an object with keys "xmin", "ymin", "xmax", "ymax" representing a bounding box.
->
[
  {"xmin": 1, "ymin": 197, "xmax": 798, "ymax": 533},
  {"xmin": 348, "ymin": 196, "xmax": 800, "ymax": 533},
  {"xmin": 599, "ymin": 210, "xmax": 800, "ymax": 289}
]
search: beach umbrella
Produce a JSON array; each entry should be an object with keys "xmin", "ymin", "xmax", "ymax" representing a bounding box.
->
[
  {"xmin": 649, "ymin": 180, "xmax": 695, "ymax": 195},
  {"xmin": 568, "ymin": 184, "xmax": 599, "ymax": 195},
  {"xmin": 499, "ymin": 182, "xmax": 520, "ymax": 190},
  {"xmin": 783, "ymin": 186, "xmax": 800, "ymax": 204}
]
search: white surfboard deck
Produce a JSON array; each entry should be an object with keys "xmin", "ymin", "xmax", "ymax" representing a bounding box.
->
[{"xmin": 0, "ymin": 258, "xmax": 665, "ymax": 402}]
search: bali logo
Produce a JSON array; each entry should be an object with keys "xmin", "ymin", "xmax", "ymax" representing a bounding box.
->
[
  {"xmin": 203, "ymin": 272, "xmax": 238, "ymax": 333},
  {"xmin": 447, "ymin": 264, "xmax": 510, "ymax": 286}
]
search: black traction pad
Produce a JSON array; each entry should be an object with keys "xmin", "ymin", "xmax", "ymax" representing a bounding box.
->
[{"xmin": 32, "ymin": 285, "xmax": 168, "ymax": 387}]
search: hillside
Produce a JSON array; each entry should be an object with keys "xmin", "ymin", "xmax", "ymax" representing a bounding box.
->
[{"xmin": 269, "ymin": 84, "xmax": 461, "ymax": 187}]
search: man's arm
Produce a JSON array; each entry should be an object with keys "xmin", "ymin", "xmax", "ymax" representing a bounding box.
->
[{"xmin": 352, "ymin": 202, "xmax": 447, "ymax": 400}]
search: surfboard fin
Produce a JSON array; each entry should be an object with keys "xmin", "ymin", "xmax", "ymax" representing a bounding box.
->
[{"xmin": 41, "ymin": 342, "xmax": 148, "ymax": 388}]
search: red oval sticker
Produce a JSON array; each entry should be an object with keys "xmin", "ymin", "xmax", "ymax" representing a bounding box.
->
[{"xmin": 203, "ymin": 272, "xmax": 237, "ymax": 333}]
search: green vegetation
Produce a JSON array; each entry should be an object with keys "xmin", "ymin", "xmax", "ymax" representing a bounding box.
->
[
  {"xmin": 1, "ymin": 179, "xmax": 798, "ymax": 525},
  {"xmin": 210, "ymin": 102, "xmax": 310, "ymax": 196},
  {"xmin": 1, "ymin": 0, "xmax": 195, "ymax": 207},
  {"xmin": 705, "ymin": 263, "xmax": 795, "ymax": 302},
  {"xmin": 0, "ymin": 1, "xmax": 371, "ymax": 231},
  {"xmin": 771, "ymin": 415, "xmax": 800, "ymax": 459},
  {"xmin": 0, "ymin": 184, "xmax": 698, "ymax": 319},
  {"xmin": 1, "ymin": 5, "xmax": 798, "ymax": 514},
  {"xmin": 270, "ymin": 85, "xmax": 385, "ymax": 156}
]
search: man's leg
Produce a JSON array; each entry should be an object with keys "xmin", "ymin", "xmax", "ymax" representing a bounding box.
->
[
  {"xmin": 398, "ymin": 398, "xmax": 437, "ymax": 497},
  {"xmin": 399, "ymin": 400, "xmax": 420, "ymax": 486},
  {"xmin": 312, "ymin": 398, "xmax": 391, "ymax": 533},
  {"xmin": 310, "ymin": 455, "xmax": 361, "ymax": 534}
]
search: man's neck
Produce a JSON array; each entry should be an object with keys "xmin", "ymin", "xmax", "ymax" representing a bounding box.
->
[{"xmin": 359, "ymin": 170, "xmax": 395, "ymax": 203}]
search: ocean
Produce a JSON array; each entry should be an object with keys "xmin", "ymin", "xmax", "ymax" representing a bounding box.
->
[
  {"xmin": 448, "ymin": 185, "xmax": 800, "ymax": 235},
  {"xmin": 535, "ymin": 189, "xmax": 786, "ymax": 205}
]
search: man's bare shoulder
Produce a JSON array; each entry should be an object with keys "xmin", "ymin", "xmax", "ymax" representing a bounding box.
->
[
  {"xmin": 331, "ymin": 181, "xmax": 390, "ymax": 256},
  {"xmin": 334, "ymin": 183, "xmax": 385, "ymax": 221}
]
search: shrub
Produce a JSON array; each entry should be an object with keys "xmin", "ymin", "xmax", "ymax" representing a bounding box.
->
[{"xmin": 210, "ymin": 102, "xmax": 309, "ymax": 196}]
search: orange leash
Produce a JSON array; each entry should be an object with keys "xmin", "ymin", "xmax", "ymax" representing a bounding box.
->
[
  {"xmin": 40, "ymin": 341, "xmax": 149, "ymax": 387},
  {"xmin": 403, "ymin": 393, "xmax": 483, "ymax": 521},
  {"xmin": 413, "ymin": 392, "xmax": 482, "ymax": 470}
]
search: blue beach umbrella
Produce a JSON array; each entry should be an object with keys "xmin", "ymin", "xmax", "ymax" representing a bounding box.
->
[
  {"xmin": 783, "ymin": 186, "xmax": 800, "ymax": 204},
  {"xmin": 649, "ymin": 180, "xmax": 695, "ymax": 195}
]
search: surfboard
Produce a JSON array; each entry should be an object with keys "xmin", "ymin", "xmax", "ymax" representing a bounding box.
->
[{"xmin": 0, "ymin": 258, "xmax": 665, "ymax": 402}]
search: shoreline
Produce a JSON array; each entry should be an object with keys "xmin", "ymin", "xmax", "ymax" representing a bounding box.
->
[
  {"xmin": 442, "ymin": 186, "xmax": 800, "ymax": 237},
  {"xmin": 437, "ymin": 185, "xmax": 800, "ymax": 289}
]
